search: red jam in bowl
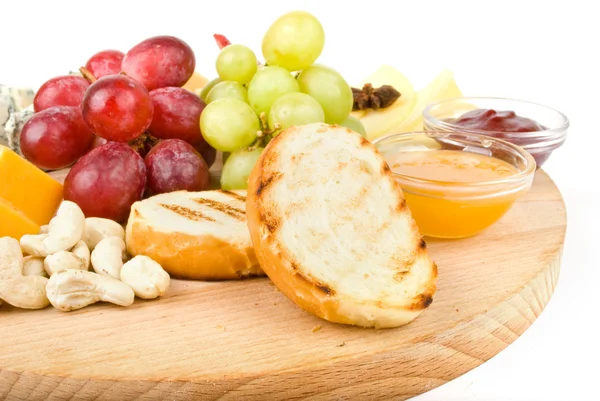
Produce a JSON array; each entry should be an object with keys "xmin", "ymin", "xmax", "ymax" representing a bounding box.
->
[
  {"xmin": 447, "ymin": 109, "xmax": 550, "ymax": 166},
  {"xmin": 423, "ymin": 97, "xmax": 570, "ymax": 169},
  {"xmin": 452, "ymin": 109, "xmax": 546, "ymax": 133}
]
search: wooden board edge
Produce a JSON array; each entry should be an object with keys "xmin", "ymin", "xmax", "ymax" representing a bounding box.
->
[{"xmin": 0, "ymin": 245, "xmax": 563, "ymax": 401}]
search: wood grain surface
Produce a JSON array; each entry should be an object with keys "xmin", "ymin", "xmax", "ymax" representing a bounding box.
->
[{"xmin": 0, "ymin": 167, "xmax": 566, "ymax": 401}]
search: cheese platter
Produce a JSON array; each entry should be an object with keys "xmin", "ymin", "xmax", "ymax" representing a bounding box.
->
[
  {"xmin": 0, "ymin": 9, "xmax": 569, "ymax": 401},
  {"xmin": 0, "ymin": 153, "xmax": 566, "ymax": 401}
]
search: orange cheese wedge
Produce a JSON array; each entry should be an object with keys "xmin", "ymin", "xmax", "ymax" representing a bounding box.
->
[{"xmin": 0, "ymin": 145, "xmax": 63, "ymax": 239}]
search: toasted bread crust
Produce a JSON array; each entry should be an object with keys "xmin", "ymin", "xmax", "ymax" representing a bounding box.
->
[
  {"xmin": 126, "ymin": 217, "xmax": 261, "ymax": 280},
  {"xmin": 126, "ymin": 190, "xmax": 263, "ymax": 281},
  {"xmin": 247, "ymin": 123, "xmax": 437, "ymax": 328}
]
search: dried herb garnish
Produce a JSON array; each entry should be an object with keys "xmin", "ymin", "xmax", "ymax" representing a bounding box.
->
[{"xmin": 352, "ymin": 83, "xmax": 401, "ymax": 111}]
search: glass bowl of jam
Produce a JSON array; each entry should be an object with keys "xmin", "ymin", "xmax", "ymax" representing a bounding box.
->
[
  {"xmin": 373, "ymin": 131, "xmax": 536, "ymax": 239},
  {"xmin": 421, "ymin": 97, "xmax": 569, "ymax": 167}
]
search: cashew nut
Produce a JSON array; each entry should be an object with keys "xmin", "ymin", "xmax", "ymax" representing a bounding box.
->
[
  {"xmin": 46, "ymin": 269, "xmax": 135, "ymax": 312},
  {"xmin": 120, "ymin": 255, "xmax": 170, "ymax": 299},
  {"xmin": 43, "ymin": 240, "xmax": 90, "ymax": 276},
  {"xmin": 83, "ymin": 217, "xmax": 125, "ymax": 250},
  {"xmin": 91, "ymin": 236, "xmax": 127, "ymax": 279},
  {"xmin": 23, "ymin": 256, "xmax": 47, "ymax": 277},
  {"xmin": 0, "ymin": 237, "xmax": 50, "ymax": 309},
  {"xmin": 20, "ymin": 201, "xmax": 85, "ymax": 257}
]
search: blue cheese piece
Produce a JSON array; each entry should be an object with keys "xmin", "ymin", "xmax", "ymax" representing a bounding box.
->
[
  {"xmin": 0, "ymin": 84, "xmax": 35, "ymax": 111},
  {"xmin": 0, "ymin": 84, "xmax": 35, "ymax": 152},
  {"xmin": 0, "ymin": 94, "xmax": 16, "ymax": 145},
  {"xmin": 1, "ymin": 104, "xmax": 34, "ymax": 155}
]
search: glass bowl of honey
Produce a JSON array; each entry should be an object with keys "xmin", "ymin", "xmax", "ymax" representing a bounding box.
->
[
  {"xmin": 373, "ymin": 131, "xmax": 537, "ymax": 239},
  {"xmin": 421, "ymin": 97, "xmax": 569, "ymax": 168}
]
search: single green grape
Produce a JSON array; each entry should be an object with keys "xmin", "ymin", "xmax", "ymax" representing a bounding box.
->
[
  {"xmin": 206, "ymin": 81, "xmax": 248, "ymax": 104},
  {"xmin": 297, "ymin": 64, "xmax": 353, "ymax": 124},
  {"xmin": 268, "ymin": 92, "xmax": 325, "ymax": 136},
  {"xmin": 340, "ymin": 115, "xmax": 367, "ymax": 137},
  {"xmin": 199, "ymin": 77, "xmax": 222, "ymax": 102},
  {"xmin": 220, "ymin": 147, "xmax": 264, "ymax": 190},
  {"xmin": 199, "ymin": 99, "xmax": 259, "ymax": 152},
  {"xmin": 247, "ymin": 66, "xmax": 299, "ymax": 116},
  {"xmin": 215, "ymin": 44, "xmax": 258, "ymax": 85},
  {"xmin": 262, "ymin": 11, "xmax": 325, "ymax": 72}
]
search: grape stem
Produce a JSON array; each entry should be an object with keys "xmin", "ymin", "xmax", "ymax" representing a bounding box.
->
[
  {"xmin": 128, "ymin": 132, "xmax": 159, "ymax": 156},
  {"xmin": 79, "ymin": 66, "xmax": 97, "ymax": 83},
  {"xmin": 248, "ymin": 113, "xmax": 280, "ymax": 150}
]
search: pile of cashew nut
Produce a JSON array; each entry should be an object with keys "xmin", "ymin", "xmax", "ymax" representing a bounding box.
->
[{"xmin": 0, "ymin": 201, "xmax": 170, "ymax": 312}]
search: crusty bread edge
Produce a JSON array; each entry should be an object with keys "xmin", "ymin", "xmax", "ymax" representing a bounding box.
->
[
  {"xmin": 246, "ymin": 125, "xmax": 438, "ymax": 328},
  {"xmin": 126, "ymin": 203, "xmax": 263, "ymax": 281}
]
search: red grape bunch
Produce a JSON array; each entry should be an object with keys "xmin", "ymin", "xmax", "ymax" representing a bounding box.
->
[
  {"xmin": 21, "ymin": 11, "xmax": 361, "ymax": 224},
  {"xmin": 21, "ymin": 35, "xmax": 216, "ymax": 222}
]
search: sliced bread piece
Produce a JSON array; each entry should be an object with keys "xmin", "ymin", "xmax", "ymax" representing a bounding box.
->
[
  {"xmin": 246, "ymin": 123, "xmax": 437, "ymax": 328},
  {"xmin": 126, "ymin": 189, "xmax": 263, "ymax": 280}
]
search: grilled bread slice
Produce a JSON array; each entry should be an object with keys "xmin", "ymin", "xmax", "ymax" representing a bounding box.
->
[
  {"xmin": 246, "ymin": 123, "xmax": 437, "ymax": 328},
  {"xmin": 126, "ymin": 189, "xmax": 263, "ymax": 280}
]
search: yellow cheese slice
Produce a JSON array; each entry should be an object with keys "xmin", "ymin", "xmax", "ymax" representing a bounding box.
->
[
  {"xmin": 0, "ymin": 197, "xmax": 40, "ymax": 239},
  {"xmin": 0, "ymin": 145, "xmax": 63, "ymax": 239}
]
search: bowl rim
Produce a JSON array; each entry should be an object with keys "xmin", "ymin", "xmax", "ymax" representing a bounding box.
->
[
  {"xmin": 421, "ymin": 96, "xmax": 570, "ymax": 142},
  {"xmin": 372, "ymin": 130, "xmax": 537, "ymax": 193}
]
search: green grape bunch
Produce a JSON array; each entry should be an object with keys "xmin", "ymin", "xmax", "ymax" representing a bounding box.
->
[{"xmin": 200, "ymin": 10, "xmax": 367, "ymax": 191}]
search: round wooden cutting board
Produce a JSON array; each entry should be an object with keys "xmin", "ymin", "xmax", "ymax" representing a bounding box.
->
[{"xmin": 0, "ymin": 167, "xmax": 566, "ymax": 401}]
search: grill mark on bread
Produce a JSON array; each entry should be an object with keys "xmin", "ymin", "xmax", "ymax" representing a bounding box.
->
[
  {"xmin": 396, "ymin": 197, "xmax": 407, "ymax": 212},
  {"xmin": 393, "ymin": 271, "xmax": 409, "ymax": 282},
  {"xmin": 260, "ymin": 210, "xmax": 279, "ymax": 233},
  {"xmin": 408, "ymin": 293, "xmax": 434, "ymax": 310},
  {"xmin": 408, "ymin": 264, "xmax": 437, "ymax": 310},
  {"xmin": 261, "ymin": 148, "xmax": 280, "ymax": 171},
  {"xmin": 159, "ymin": 204, "xmax": 216, "ymax": 222},
  {"xmin": 381, "ymin": 162, "xmax": 391, "ymax": 175},
  {"xmin": 316, "ymin": 283, "xmax": 335, "ymax": 296},
  {"xmin": 219, "ymin": 190, "xmax": 246, "ymax": 203},
  {"xmin": 192, "ymin": 198, "xmax": 245, "ymax": 221},
  {"xmin": 359, "ymin": 137, "xmax": 371, "ymax": 147},
  {"xmin": 256, "ymin": 173, "xmax": 282, "ymax": 197},
  {"xmin": 295, "ymin": 271, "xmax": 336, "ymax": 296}
]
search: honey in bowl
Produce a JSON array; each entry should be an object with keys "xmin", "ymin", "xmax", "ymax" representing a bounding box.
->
[{"xmin": 374, "ymin": 132, "xmax": 536, "ymax": 239}]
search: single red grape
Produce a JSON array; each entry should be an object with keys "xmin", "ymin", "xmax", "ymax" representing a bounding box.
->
[
  {"xmin": 148, "ymin": 87, "xmax": 206, "ymax": 145},
  {"xmin": 85, "ymin": 49, "xmax": 125, "ymax": 79},
  {"xmin": 145, "ymin": 139, "xmax": 210, "ymax": 195},
  {"xmin": 64, "ymin": 142, "xmax": 147, "ymax": 222},
  {"xmin": 197, "ymin": 145, "xmax": 217, "ymax": 168},
  {"xmin": 33, "ymin": 76, "xmax": 90, "ymax": 112},
  {"xmin": 121, "ymin": 35, "xmax": 196, "ymax": 91},
  {"xmin": 20, "ymin": 106, "xmax": 94, "ymax": 170},
  {"xmin": 81, "ymin": 74, "xmax": 153, "ymax": 142}
]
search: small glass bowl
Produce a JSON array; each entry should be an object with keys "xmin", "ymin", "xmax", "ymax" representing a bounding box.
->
[
  {"xmin": 373, "ymin": 131, "xmax": 536, "ymax": 239},
  {"xmin": 422, "ymin": 97, "xmax": 569, "ymax": 168}
]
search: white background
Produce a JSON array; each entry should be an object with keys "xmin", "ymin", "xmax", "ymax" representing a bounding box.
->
[{"xmin": 2, "ymin": 1, "xmax": 598, "ymax": 399}]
